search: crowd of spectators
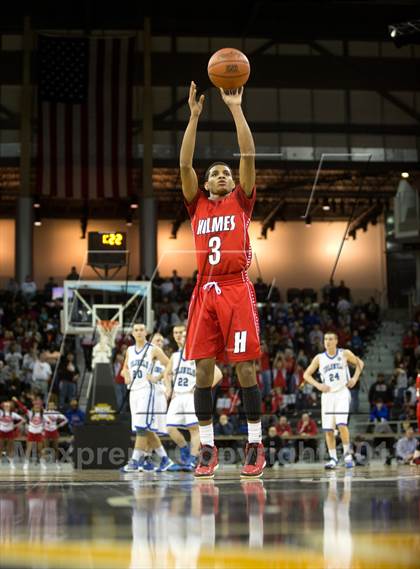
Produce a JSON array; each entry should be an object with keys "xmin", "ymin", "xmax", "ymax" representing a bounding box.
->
[
  {"xmin": 0, "ymin": 274, "xmax": 84, "ymax": 438},
  {"xmin": 366, "ymin": 307, "xmax": 420, "ymax": 464},
  {"xmin": 0, "ymin": 270, "xmax": 385, "ymax": 451}
]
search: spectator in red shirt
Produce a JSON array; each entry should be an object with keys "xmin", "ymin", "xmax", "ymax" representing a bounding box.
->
[
  {"xmin": 296, "ymin": 413, "xmax": 318, "ymax": 436},
  {"xmin": 271, "ymin": 387, "xmax": 284, "ymax": 415},
  {"xmin": 273, "ymin": 366, "xmax": 286, "ymax": 390},
  {"xmin": 296, "ymin": 412, "xmax": 318, "ymax": 453},
  {"xmin": 402, "ymin": 330, "xmax": 419, "ymax": 358},
  {"xmin": 276, "ymin": 415, "xmax": 292, "ymax": 437}
]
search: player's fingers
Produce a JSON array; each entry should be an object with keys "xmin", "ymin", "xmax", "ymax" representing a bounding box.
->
[
  {"xmin": 199, "ymin": 94, "xmax": 205, "ymax": 105},
  {"xmin": 189, "ymin": 82, "xmax": 197, "ymax": 101}
]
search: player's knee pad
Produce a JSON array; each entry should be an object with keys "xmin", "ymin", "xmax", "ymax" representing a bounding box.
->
[
  {"xmin": 242, "ymin": 384, "xmax": 262, "ymax": 422},
  {"xmin": 194, "ymin": 387, "xmax": 213, "ymax": 422}
]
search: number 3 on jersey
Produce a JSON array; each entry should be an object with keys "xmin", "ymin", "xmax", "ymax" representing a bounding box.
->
[{"xmin": 208, "ymin": 236, "xmax": 221, "ymax": 265}]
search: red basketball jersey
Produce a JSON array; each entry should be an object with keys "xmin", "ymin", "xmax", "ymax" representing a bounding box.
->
[{"xmin": 184, "ymin": 185, "xmax": 256, "ymax": 276}]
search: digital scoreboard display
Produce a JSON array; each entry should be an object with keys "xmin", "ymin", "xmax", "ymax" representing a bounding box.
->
[{"xmin": 87, "ymin": 232, "xmax": 127, "ymax": 269}]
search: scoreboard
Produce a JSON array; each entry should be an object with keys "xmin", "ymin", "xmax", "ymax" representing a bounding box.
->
[{"xmin": 87, "ymin": 232, "xmax": 127, "ymax": 269}]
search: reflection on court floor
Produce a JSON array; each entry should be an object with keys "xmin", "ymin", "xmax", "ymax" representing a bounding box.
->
[{"xmin": 0, "ymin": 465, "xmax": 419, "ymax": 569}]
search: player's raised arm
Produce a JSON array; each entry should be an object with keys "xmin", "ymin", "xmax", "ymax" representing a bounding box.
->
[
  {"xmin": 220, "ymin": 87, "xmax": 255, "ymax": 196},
  {"xmin": 179, "ymin": 81, "xmax": 204, "ymax": 204},
  {"xmin": 303, "ymin": 355, "xmax": 330, "ymax": 393},
  {"xmin": 343, "ymin": 349, "xmax": 364, "ymax": 388}
]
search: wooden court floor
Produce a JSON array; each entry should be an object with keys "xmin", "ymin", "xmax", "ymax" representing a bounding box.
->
[{"xmin": 0, "ymin": 463, "xmax": 419, "ymax": 568}]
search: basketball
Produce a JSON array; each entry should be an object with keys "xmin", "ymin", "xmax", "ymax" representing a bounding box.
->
[{"xmin": 207, "ymin": 47, "xmax": 250, "ymax": 90}]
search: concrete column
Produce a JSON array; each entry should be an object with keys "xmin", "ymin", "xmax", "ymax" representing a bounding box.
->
[
  {"xmin": 16, "ymin": 14, "xmax": 33, "ymax": 284},
  {"xmin": 139, "ymin": 17, "xmax": 157, "ymax": 278},
  {"xmin": 415, "ymin": 251, "xmax": 420, "ymax": 305},
  {"xmin": 15, "ymin": 196, "xmax": 33, "ymax": 284}
]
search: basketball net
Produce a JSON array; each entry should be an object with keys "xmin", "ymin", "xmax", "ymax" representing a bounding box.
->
[
  {"xmin": 97, "ymin": 319, "xmax": 119, "ymax": 348},
  {"xmin": 92, "ymin": 320, "xmax": 119, "ymax": 367}
]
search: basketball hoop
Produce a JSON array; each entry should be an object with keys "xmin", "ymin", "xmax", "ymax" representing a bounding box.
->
[
  {"xmin": 91, "ymin": 320, "xmax": 119, "ymax": 368},
  {"xmin": 97, "ymin": 319, "xmax": 120, "ymax": 348}
]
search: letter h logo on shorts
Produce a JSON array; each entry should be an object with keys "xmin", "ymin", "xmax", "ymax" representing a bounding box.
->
[{"xmin": 234, "ymin": 331, "xmax": 247, "ymax": 354}]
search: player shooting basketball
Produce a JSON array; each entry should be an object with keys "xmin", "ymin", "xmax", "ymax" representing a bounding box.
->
[{"xmin": 180, "ymin": 81, "xmax": 265, "ymax": 478}]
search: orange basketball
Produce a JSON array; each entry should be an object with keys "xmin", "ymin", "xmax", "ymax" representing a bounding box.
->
[{"xmin": 207, "ymin": 48, "xmax": 250, "ymax": 90}]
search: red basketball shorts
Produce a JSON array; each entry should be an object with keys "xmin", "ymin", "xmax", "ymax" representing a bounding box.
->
[{"xmin": 185, "ymin": 273, "xmax": 261, "ymax": 363}]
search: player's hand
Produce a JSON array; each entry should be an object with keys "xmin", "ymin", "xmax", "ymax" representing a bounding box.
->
[
  {"xmin": 319, "ymin": 384, "xmax": 331, "ymax": 393},
  {"xmin": 188, "ymin": 81, "xmax": 205, "ymax": 117},
  {"xmin": 347, "ymin": 377, "xmax": 356, "ymax": 389},
  {"xmin": 219, "ymin": 86, "xmax": 243, "ymax": 107}
]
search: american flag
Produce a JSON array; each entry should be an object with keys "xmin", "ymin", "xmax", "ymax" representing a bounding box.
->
[{"xmin": 36, "ymin": 35, "xmax": 134, "ymax": 199}]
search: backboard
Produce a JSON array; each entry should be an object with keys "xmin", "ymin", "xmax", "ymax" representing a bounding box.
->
[{"xmin": 61, "ymin": 280, "xmax": 153, "ymax": 335}]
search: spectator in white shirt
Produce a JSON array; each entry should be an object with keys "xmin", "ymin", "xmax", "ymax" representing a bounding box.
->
[
  {"xmin": 4, "ymin": 344, "xmax": 22, "ymax": 373},
  {"xmin": 337, "ymin": 297, "xmax": 352, "ymax": 314},
  {"xmin": 396, "ymin": 427, "xmax": 418, "ymax": 464},
  {"xmin": 160, "ymin": 278, "xmax": 174, "ymax": 298},
  {"xmin": 21, "ymin": 275, "xmax": 37, "ymax": 300},
  {"xmin": 32, "ymin": 352, "xmax": 52, "ymax": 400},
  {"xmin": 22, "ymin": 348, "xmax": 38, "ymax": 384}
]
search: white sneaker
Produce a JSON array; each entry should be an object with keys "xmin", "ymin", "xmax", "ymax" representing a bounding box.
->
[
  {"xmin": 23, "ymin": 461, "xmax": 29, "ymax": 471},
  {"xmin": 344, "ymin": 454, "xmax": 354, "ymax": 469},
  {"xmin": 40, "ymin": 460, "xmax": 48, "ymax": 471},
  {"xmin": 8, "ymin": 459, "xmax": 16, "ymax": 470},
  {"xmin": 324, "ymin": 458, "xmax": 338, "ymax": 470}
]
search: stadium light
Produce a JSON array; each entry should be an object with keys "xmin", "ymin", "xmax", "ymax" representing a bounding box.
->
[
  {"xmin": 34, "ymin": 209, "xmax": 42, "ymax": 226},
  {"xmin": 130, "ymin": 196, "xmax": 139, "ymax": 209},
  {"xmin": 322, "ymin": 197, "xmax": 330, "ymax": 211},
  {"xmin": 388, "ymin": 20, "xmax": 420, "ymax": 47},
  {"xmin": 401, "ymin": 172, "xmax": 409, "ymax": 179}
]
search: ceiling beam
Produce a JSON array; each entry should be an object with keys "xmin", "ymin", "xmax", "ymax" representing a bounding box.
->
[
  {"xmin": 148, "ymin": 120, "xmax": 420, "ymax": 136},
  {"xmin": 0, "ymin": 52, "xmax": 418, "ymax": 91},
  {"xmin": 1, "ymin": 117, "xmax": 418, "ymax": 137},
  {"xmin": 0, "ymin": 1, "xmax": 417, "ymax": 41},
  {"xmin": 308, "ymin": 41, "xmax": 420, "ymax": 122}
]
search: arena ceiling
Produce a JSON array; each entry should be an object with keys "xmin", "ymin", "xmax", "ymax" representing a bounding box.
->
[{"xmin": 0, "ymin": 0, "xmax": 419, "ymax": 222}]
